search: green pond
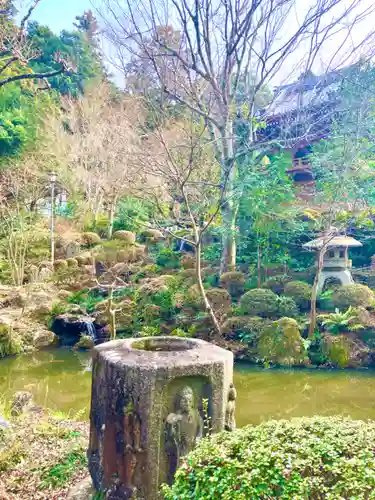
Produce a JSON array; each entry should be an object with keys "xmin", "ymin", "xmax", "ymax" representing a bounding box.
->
[{"xmin": 1, "ymin": 348, "xmax": 375, "ymax": 427}]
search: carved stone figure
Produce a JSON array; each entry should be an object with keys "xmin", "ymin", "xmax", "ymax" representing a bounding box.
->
[
  {"xmin": 225, "ymin": 383, "xmax": 237, "ymax": 431},
  {"xmin": 165, "ymin": 386, "xmax": 203, "ymax": 482}
]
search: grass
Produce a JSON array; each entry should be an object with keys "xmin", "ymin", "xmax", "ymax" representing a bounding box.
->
[{"xmin": 38, "ymin": 448, "xmax": 87, "ymax": 489}]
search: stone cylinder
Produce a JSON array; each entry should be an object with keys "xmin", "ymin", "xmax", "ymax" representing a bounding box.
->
[{"xmin": 88, "ymin": 336, "xmax": 233, "ymax": 499}]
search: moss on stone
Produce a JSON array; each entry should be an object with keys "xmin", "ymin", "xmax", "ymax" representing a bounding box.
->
[
  {"xmin": 219, "ymin": 271, "xmax": 246, "ymax": 296},
  {"xmin": 257, "ymin": 317, "xmax": 307, "ymax": 366}
]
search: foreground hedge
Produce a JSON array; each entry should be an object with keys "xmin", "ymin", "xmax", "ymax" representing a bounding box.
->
[{"xmin": 163, "ymin": 416, "xmax": 375, "ymax": 500}]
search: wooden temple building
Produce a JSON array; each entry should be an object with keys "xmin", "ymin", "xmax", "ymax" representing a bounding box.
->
[{"xmin": 258, "ymin": 68, "xmax": 354, "ymax": 199}]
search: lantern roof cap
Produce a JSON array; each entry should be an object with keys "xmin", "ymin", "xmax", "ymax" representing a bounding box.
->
[{"xmin": 303, "ymin": 235, "xmax": 362, "ymax": 250}]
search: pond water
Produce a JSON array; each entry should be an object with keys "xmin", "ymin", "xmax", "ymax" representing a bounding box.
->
[{"xmin": 1, "ymin": 348, "xmax": 375, "ymax": 427}]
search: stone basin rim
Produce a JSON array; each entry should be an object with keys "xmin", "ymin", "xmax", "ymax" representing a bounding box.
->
[{"xmin": 93, "ymin": 337, "xmax": 233, "ymax": 364}]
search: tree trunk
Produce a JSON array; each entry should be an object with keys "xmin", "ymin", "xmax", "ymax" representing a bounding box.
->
[
  {"xmin": 107, "ymin": 202, "xmax": 115, "ymax": 240},
  {"xmin": 220, "ymin": 120, "xmax": 237, "ymax": 274},
  {"xmin": 308, "ymin": 248, "xmax": 325, "ymax": 338},
  {"xmin": 196, "ymin": 241, "xmax": 221, "ymax": 336},
  {"xmin": 257, "ymin": 244, "xmax": 262, "ymax": 288}
]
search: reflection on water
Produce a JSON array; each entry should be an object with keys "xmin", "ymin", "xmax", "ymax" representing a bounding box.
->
[{"xmin": 1, "ymin": 349, "xmax": 375, "ymax": 426}]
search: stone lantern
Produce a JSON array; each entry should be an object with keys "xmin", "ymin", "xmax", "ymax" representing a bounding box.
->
[
  {"xmin": 303, "ymin": 232, "xmax": 362, "ymax": 293},
  {"xmin": 88, "ymin": 337, "xmax": 234, "ymax": 499}
]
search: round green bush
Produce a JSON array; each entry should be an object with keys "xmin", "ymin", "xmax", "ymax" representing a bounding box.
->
[
  {"xmin": 205, "ymin": 288, "xmax": 232, "ymax": 312},
  {"xmin": 277, "ymin": 295, "xmax": 299, "ymax": 318},
  {"xmin": 163, "ymin": 416, "xmax": 375, "ymax": 499},
  {"xmin": 332, "ymin": 284, "xmax": 375, "ymax": 309},
  {"xmin": 284, "ymin": 280, "xmax": 312, "ymax": 309},
  {"xmin": 81, "ymin": 232, "xmax": 101, "ymax": 246},
  {"xmin": 219, "ymin": 271, "xmax": 246, "ymax": 296},
  {"xmin": 112, "ymin": 230, "xmax": 136, "ymax": 244},
  {"xmin": 239, "ymin": 288, "xmax": 278, "ymax": 317}
]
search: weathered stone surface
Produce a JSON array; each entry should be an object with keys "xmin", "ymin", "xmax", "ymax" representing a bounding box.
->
[
  {"xmin": 67, "ymin": 476, "xmax": 96, "ymax": 499},
  {"xmin": 88, "ymin": 337, "xmax": 233, "ymax": 500}
]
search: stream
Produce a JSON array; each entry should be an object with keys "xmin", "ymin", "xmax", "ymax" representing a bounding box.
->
[{"xmin": 1, "ymin": 348, "xmax": 375, "ymax": 427}]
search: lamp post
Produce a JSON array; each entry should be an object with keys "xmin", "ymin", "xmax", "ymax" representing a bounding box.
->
[{"xmin": 49, "ymin": 172, "xmax": 57, "ymax": 266}]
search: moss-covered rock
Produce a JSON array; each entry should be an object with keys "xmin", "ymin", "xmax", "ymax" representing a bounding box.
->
[
  {"xmin": 81, "ymin": 232, "xmax": 101, "ymax": 246},
  {"xmin": 332, "ymin": 284, "xmax": 375, "ymax": 309},
  {"xmin": 0, "ymin": 323, "xmax": 22, "ymax": 359},
  {"xmin": 284, "ymin": 280, "xmax": 312, "ymax": 309},
  {"xmin": 205, "ymin": 288, "xmax": 232, "ymax": 313},
  {"xmin": 257, "ymin": 317, "xmax": 307, "ymax": 366},
  {"xmin": 322, "ymin": 333, "xmax": 370, "ymax": 368},
  {"xmin": 219, "ymin": 271, "xmax": 246, "ymax": 296},
  {"xmin": 181, "ymin": 254, "xmax": 195, "ymax": 269},
  {"xmin": 239, "ymin": 288, "xmax": 279, "ymax": 317},
  {"xmin": 112, "ymin": 230, "xmax": 136, "ymax": 244},
  {"xmin": 74, "ymin": 334, "xmax": 95, "ymax": 350}
]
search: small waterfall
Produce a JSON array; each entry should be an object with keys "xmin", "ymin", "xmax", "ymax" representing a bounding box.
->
[
  {"xmin": 85, "ymin": 322, "xmax": 97, "ymax": 343},
  {"xmin": 179, "ymin": 239, "xmax": 185, "ymax": 251}
]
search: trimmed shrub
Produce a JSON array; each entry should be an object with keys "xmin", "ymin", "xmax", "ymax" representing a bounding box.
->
[
  {"xmin": 277, "ymin": 295, "xmax": 299, "ymax": 318},
  {"xmin": 53, "ymin": 259, "xmax": 68, "ymax": 271},
  {"xmin": 81, "ymin": 232, "xmax": 101, "ymax": 246},
  {"xmin": 75, "ymin": 253, "xmax": 93, "ymax": 266},
  {"xmin": 258, "ymin": 317, "xmax": 307, "ymax": 366},
  {"xmin": 205, "ymin": 288, "xmax": 232, "ymax": 313},
  {"xmin": 140, "ymin": 228, "xmax": 164, "ymax": 242},
  {"xmin": 163, "ymin": 416, "xmax": 375, "ymax": 499},
  {"xmin": 332, "ymin": 284, "xmax": 375, "ymax": 309},
  {"xmin": 239, "ymin": 288, "xmax": 278, "ymax": 317},
  {"xmin": 66, "ymin": 258, "xmax": 78, "ymax": 268},
  {"xmin": 112, "ymin": 230, "xmax": 136, "ymax": 244},
  {"xmin": 284, "ymin": 280, "xmax": 312, "ymax": 309},
  {"xmin": 263, "ymin": 274, "xmax": 291, "ymax": 294},
  {"xmin": 156, "ymin": 248, "xmax": 181, "ymax": 269},
  {"xmin": 219, "ymin": 271, "xmax": 246, "ymax": 296},
  {"xmin": 221, "ymin": 316, "xmax": 271, "ymax": 345}
]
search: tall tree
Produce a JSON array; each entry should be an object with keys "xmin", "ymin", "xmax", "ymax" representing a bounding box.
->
[
  {"xmin": 99, "ymin": 0, "xmax": 375, "ymax": 272},
  {"xmin": 0, "ymin": 0, "xmax": 71, "ymax": 89},
  {"xmin": 308, "ymin": 63, "xmax": 375, "ymax": 336}
]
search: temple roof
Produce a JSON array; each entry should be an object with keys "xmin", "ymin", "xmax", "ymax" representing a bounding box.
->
[
  {"xmin": 303, "ymin": 235, "xmax": 362, "ymax": 250},
  {"xmin": 266, "ymin": 69, "xmax": 344, "ymax": 117}
]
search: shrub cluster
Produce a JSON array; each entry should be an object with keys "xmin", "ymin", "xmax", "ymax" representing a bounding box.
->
[
  {"xmin": 332, "ymin": 284, "xmax": 374, "ymax": 309},
  {"xmin": 163, "ymin": 416, "xmax": 375, "ymax": 499},
  {"xmin": 284, "ymin": 280, "xmax": 312, "ymax": 309}
]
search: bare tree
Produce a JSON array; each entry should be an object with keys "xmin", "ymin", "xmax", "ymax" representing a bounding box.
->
[
  {"xmin": 98, "ymin": 0, "xmax": 375, "ymax": 272},
  {"xmin": 53, "ymin": 83, "xmax": 144, "ymax": 237},
  {"xmin": 137, "ymin": 111, "xmax": 230, "ymax": 334},
  {"xmin": 0, "ymin": 0, "xmax": 72, "ymax": 89}
]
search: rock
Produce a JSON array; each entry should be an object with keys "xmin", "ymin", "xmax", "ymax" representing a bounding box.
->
[
  {"xmin": 10, "ymin": 391, "xmax": 33, "ymax": 417},
  {"xmin": 74, "ymin": 335, "xmax": 95, "ymax": 350},
  {"xmin": 0, "ymin": 416, "xmax": 10, "ymax": 429},
  {"xmin": 58, "ymin": 290, "xmax": 72, "ymax": 300},
  {"xmin": 33, "ymin": 329, "xmax": 59, "ymax": 349},
  {"xmin": 51, "ymin": 314, "xmax": 102, "ymax": 347},
  {"xmin": 67, "ymin": 476, "xmax": 96, "ymax": 499}
]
